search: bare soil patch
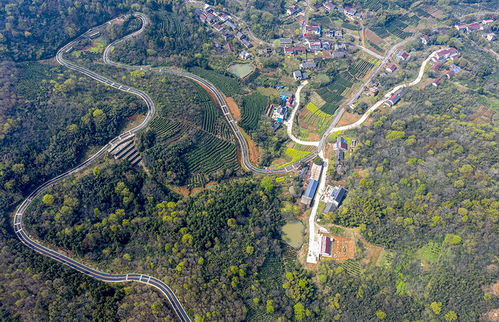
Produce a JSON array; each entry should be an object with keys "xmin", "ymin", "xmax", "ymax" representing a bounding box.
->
[
  {"xmin": 366, "ymin": 29, "xmax": 385, "ymax": 46},
  {"xmin": 469, "ymin": 106, "xmax": 495, "ymax": 124},
  {"xmin": 337, "ymin": 111, "xmax": 362, "ymax": 126},
  {"xmin": 240, "ymin": 127, "xmax": 261, "ymax": 165},
  {"xmin": 225, "ymin": 97, "xmax": 241, "ymax": 121},
  {"xmin": 487, "ymin": 308, "xmax": 499, "ymax": 321}
]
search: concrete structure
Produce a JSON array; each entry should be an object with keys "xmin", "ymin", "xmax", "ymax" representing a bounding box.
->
[
  {"xmin": 293, "ymin": 70, "xmax": 308, "ymax": 80},
  {"xmin": 300, "ymin": 61, "xmax": 316, "ymax": 69}
]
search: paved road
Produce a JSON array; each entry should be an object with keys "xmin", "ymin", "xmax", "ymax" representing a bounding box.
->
[
  {"xmin": 346, "ymin": 42, "xmax": 384, "ymax": 60},
  {"xmin": 306, "ymin": 48, "xmax": 441, "ymax": 263},
  {"xmin": 14, "ymin": 15, "xmax": 327, "ymax": 321},
  {"xmin": 103, "ymin": 13, "xmax": 317, "ymax": 174},
  {"xmin": 284, "ymin": 80, "xmax": 320, "ymax": 146}
]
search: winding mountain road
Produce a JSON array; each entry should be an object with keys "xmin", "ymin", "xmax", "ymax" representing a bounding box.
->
[{"xmin": 13, "ymin": 11, "xmax": 442, "ymax": 318}]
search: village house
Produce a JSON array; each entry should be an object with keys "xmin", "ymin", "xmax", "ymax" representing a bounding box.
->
[
  {"xmin": 323, "ymin": 186, "xmax": 347, "ymax": 213},
  {"xmin": 420, "ymin": 35, "xmax": 429, "ymax": 46},
  {"xmin": 454, "ymin": 24, "xmax": 468, "ymax": 32},
  {"xmin": 385, "ymin": 93, "xmax": 401, "ymax": 106},
  {"xmin": 280, "ymin": 38, "xmax": 293, "ymax": 45},
  {"xmin": 212, "ymin": 24, "xmax": 224, "ymax": 32},
  {"xmin": 397, "ymin": 50, "xmax": 410, "ymax": 61},
  {"xmin": 343, "ymin": 7, "xmax": 360, "ymax": 20},
  {"xmin": 432, "ymin": 78, "xmax": 441, "ymax": 87},
  {"xmin": 236, "ymin": 32, "xmax": 246, "ymax": 40},
  {"xmin": 323, "ymin": 2, "xmax": 336, "ymax": 12},
  {"xmin": 287, "ymin": 4, "xmax": 301, "ymax": 16},
  {"xmin": 300, "ymin": 61, "xmax": 316, "ymax": 69},
  {"xmin": 335, "ymin": 149, "xmax": 344, "ymax": 164},
  {"xmin": 320, "ymin": 236, "xmax": 333, "ymax": 257},
  {"xmin": 239, "ymin": 51, "xmax": 251, "ymax": 60},
  {"xmin": 336, "ymin": 136, "xmax": 348, "ymax": 150},
  {"xmin": 284, "ymin": 46, "xmax": 307, "ymax": 55},
  {"xmin": 222, "ymin": 32, "xmax": 233, "ymax": 41},
  {"xmin": 385, "ymin": 64, "xmax": 397, "ymax": 73},
  {"xmin": 205, "ymin": 12, "xmax": 216, "ymax": 24},
  {"xmin": 430, "ymin": 62, "xmax": 442, "ymax": 73},
  {"xmin": 468, "ymin": 22, "xmax": 482, "ymax": 31},
  {"xmin": 332, "ymin": 52, "xmax": 346, "ymax": 58},
  {"xmin": 483, "ymin": 33, "xmax": 496, "ymax": 41},
  {"xmin": 241, "ymin": 39, "xmax": 252, "ymax": 48},
  {"xmin": 218, "ymin": 13, "xmax": 230, "ymax": 22},
  {"xmin": 432, "ymin": 48, "xmax": 460, "ymax": 63},
  {"xmin": 334, "ymin": 43, "xmax": 347, "ymax": 51},
  {"xmin": 307, "ymin": 40, "xmax": 322, "ymax": 51},
  {"xmin": 366, "ymin": 87, "xmax": 379, "ymax": 97},
  {"xmin": 293, "ymin": 70, "xmax": 309, "ymax": 80},
  {"xmin": 224, "ymin": 20, "xmax": 237, "ymax": 30},
  {"xmin": 300, "ymin": 163, "xmax": 323, "ymax": 206},
  {"xmin": 482, "ymin": 19, "xmax": 494, "ymax": 25},
  {"xmin": 272, "ymin": 106, "xmax": 288, "ymax": 123},
  {"xmin": 322, "ymin": 41, "xmax": 331, "ymax": 50},
  {"xmin": 305, "ymin": 25, "xmax": 321, "ymax": 36}
]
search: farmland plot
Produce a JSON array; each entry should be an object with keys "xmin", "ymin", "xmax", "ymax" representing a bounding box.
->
[{"xmin": 239, "ymin": 92, "xmax": 269, "ymax": 132}]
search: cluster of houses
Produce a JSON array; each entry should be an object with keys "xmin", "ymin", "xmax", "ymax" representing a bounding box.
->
[
  {"xmin": 320, "ymin": 2, "xmax": 361, "ymax": 20},
  {"xmin": 429, "ymin": 61, "xmax": 461, "ymax": 87},
  {"xmin": 432, "ymin": 47, "xmax": 461, "ymax": 63},
  {"xmin": 196, "ymin": 6, "xmax": 252, "ymax": 51},
  {"xmin": 454, "ymin": 18, "xmax": 495, "ymax": 41},
  {"xmin": 383, "ymin": 49, "xmax": 410, "ymax": 75},
  {"xmin": 282, "ymin": 24, "xmax": 348, "ymax": 58},
  {"xmin": 270, "ymin": 91, "xmax": 295, "ymax": 131},
  {"xmin": 301, "ymin": 163, "xmax": 323, "ymax": 207},
  {"xmin": 455, "ymin": 18, "xmax": 496, "ymax": 41}
]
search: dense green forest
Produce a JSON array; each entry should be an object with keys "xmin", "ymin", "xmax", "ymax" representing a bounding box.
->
[{"xmin": 23, "ymin": 161, "xmax": 298, "ymax": 320}]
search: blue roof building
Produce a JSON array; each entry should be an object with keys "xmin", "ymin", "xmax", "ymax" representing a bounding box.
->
[{"xmin": 301, "ymin": 179, "xmax": 319, "ymax": 206}]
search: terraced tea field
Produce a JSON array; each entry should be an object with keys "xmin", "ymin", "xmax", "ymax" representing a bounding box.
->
[{"xmin": 239, "ymin": 92, "xmax": 269, "ymax": 132}]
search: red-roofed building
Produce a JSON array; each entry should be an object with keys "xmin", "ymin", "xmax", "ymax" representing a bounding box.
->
[
  {"xmin": 321, "ymin": 236, "xmax": 333, "ymax": 257},
  {"xmin": 468, "ymin": 22, "xmax": 482, "ymax": 31},
  {"xmin": 212, "ymin": 24, "xmax": 224, "ymax": 32},
  {"xmin": 430, "ymin": 62, "xmax": 442, "ymax": 73},
  {"xmin": 305, "ymin": 25, "xmax": 321, "ymax": 36},
  {"xmin": 432, "ymin": 48, "xmax": 460, "ymax": 62},
  {"xmin": 432, "ymin": 78, "xmax": 441, "ymax": 87},
  {"xmin": 386, "ymin": 64, "xmax": 397, "ymax": 73},
  {"xmin": 385, "ymin": 93, "xmax": 401, "ymax": 106},
  {"xmin": 397, "ymin": 50, "xmax": 410, "ymax": 61}
]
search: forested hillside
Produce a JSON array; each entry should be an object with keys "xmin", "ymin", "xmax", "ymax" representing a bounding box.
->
[
  {"xmin": 23, "ymin": 162, "xmax": 293, "ymax": 320},
  {"xmin": 321, "ymin": 84, "xmax": 498, "ymax": 320}
]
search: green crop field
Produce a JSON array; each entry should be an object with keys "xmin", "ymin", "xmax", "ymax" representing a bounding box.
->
[
  {"xmin": 317, "ymin": 74, "xmax": 353, "ymax": 114},
  {"xmin": 342, "ymin": 22, "xmax": 361, "ymax": 31},
  {"xmin": 278, "ymin": 148, "xmax": 311, "ymax": 168},
  {"xmin": 145, "ymin": 81, "xmax": 239, "ymax": 187},
  {"xmin": 347, "ymin": 59, "xmax": 375, "ymax": 79},
  {"xmin": 184, "ymin": 131, "xmax": 238, "ymax": 174},
  {"xmin": 239, "ymin": 92, "xmax": 269, "ymax": 132},
  {"xmin": 415, "ymin": 241, "xmax": 442, "ymax": 263},
  {"xmin": 189, "ymin": 66, "xmax": 242, "ymax": 97}
]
